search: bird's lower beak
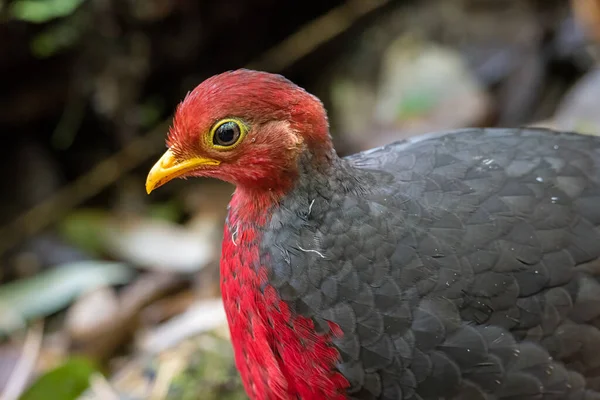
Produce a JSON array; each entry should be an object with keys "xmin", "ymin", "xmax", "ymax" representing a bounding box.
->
[{"xmin": 145, "ymin": 149, "xmax": 220, "ymax": 194}]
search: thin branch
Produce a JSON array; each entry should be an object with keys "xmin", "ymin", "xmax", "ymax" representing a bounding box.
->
[
  {"xmin": 88, "ymin": 373, "xmax": 120, "ymax": 400},
  {"xmin": 0, "ymin": 122, "xmax": 169, "ymax": 256},
  {"xmin": 1, "ymin": 321, "xmax": 45, "ymax": 400},
  {"xmin": 149, "ymin": 357, "xmax": 186, "ymax": 400},
  {"xmin": 247, "ymin": 0, "xmax": 392, "ymax": 72}
]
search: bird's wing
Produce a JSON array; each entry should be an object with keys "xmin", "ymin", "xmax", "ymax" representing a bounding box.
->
[{"xmin": 262, "ymin": 128, "xmax": 600, "ymax": 399}]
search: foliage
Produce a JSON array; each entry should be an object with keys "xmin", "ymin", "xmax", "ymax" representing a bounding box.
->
[
  {"xmin": 20, "ymin": 357, "xmax": 100, "ymax": 400},
  {"xmin": 9, "ymin": 0, "xmax": 87, "ymax": 24},
  {"xmin": 31, "ymin": 19, "xmax": 83, "ymax": 58},
  {"xmin": 167, "ymin": 335, "xmax": 247, "ymax": 400},
  {"xmin": 0, "ymin": 261, "xmax": 133, "ymax": 335}
]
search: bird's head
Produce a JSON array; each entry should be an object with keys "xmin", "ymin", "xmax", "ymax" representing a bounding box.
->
[{"xmin": 145, "ymin": 69, "xmax": 332, "ymax": 195}]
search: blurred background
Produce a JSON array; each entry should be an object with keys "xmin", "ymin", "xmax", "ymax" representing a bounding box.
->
[{"xmin": 0, "ymin": 0, "xmax": 599, "ymax": 398}]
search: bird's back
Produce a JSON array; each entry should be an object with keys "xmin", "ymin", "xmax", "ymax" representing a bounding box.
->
[{"xmin": 260, "ymin": 128, "xmax": 600, "ymax": 399}]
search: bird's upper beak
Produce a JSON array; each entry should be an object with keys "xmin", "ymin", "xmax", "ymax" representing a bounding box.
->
[{"xmin": 145, "ymin": 149, "xmax": 220, "ymax": 194}]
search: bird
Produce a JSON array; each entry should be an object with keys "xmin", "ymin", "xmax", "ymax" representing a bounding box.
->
[{"xmin": 146, "ymin": 69, "xmax": 600, "ymax": 400}]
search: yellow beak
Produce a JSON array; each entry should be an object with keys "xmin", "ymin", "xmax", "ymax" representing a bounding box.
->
[{"xmin": 145, "ymin": 149, "xmax": 220, "ymax": 194}]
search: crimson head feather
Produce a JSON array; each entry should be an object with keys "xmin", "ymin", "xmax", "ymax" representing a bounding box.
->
[{"xmin": 146, "ymin": 69, "xmax": 333, "ymax": 194}]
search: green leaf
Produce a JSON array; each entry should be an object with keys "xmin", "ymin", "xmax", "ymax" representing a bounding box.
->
[
  {"xmin": 58, "ymin": 209, "xmax": 110, "ymax": 256},
  {"xmin": 10, "ymin": 0, "xmax": 87, "ymax": 23},
  {"xmin": 20, "ymin": 357, "xmax": 99, "ymax": 400},
  {"xmin": 148, "ymin": 201, "xmax": 183, "ymax": 223},
  {"xmin": 396, "ymin": 90, "xmax": 436, "ymax": 119},
  {"xmin": 31, "ymin": 20, "xmax": 82, "ymax": 58},
  {"xmin": 138, "ymin": 97, "xmax": 165, "ymax": 129},
  {"xmin": 0, "ymin": 261, "xmax": 134, "ymax": 335}
]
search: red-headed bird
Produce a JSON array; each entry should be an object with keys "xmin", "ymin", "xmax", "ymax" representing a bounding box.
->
[{"xmin": 146, "ymin": 69, "xmax": 600, "ymax": 400}]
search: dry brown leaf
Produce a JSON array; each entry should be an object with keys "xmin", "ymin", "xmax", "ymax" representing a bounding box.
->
[
  {"xmin": 140, "ymin": 290, "xmax": 197, "ymax": 327},
  {"xmin": 572, "ymin": 0, "xmax": 600, "ymax": 44},
  {"xmin": 66, "ymin": 273, "xmax": 186, "ymax": 361}
]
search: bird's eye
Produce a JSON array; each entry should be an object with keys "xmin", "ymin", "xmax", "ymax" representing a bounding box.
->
[{"xmin": 213, "ymin": 120, "xmax": 243, "ymax": 147}]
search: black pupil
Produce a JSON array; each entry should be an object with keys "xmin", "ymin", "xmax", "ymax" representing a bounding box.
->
[{"xmin": 214, "ymin": 122, "xmax": 240, "ymax": 146}]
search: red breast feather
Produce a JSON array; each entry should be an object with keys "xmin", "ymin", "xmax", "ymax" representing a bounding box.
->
[{"xmin": 220, "ymin": 192, "xmax": 348, "ymax": 400}]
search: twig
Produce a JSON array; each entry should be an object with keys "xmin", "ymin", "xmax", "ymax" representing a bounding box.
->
[
  {"xmin": 88, "ymin": 373, "xmax": 120, "ymax": 400},
  {"xmin": 247, "ymin": 0, "xmax": 392, "ymax": 72},
  {"xmin": 0, "ymin": 321, "xmax": 44, "ymax": 400},
  {"xmin": 0, "ymin": 122, "xmax": 168, "ymax": 257},
  {"xmin": 51, "ymin": 82, "xmax": 86, "ymax": 150},
  {"xmin": 0, "ymin": 0, "xmax": 393, "ymax": 257},
  {"xmin": 149, "ymin": 357, "xmax": 186, "ymax": 400}
]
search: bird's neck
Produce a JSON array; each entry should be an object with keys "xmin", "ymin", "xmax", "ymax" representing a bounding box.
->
[{"xmin": 229, "ymin": 147, "xmax": 341, "ymax": 224}]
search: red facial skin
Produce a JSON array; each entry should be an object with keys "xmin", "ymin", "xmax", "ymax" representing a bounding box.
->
[{"xmin": 167, "ymin": 70, "xmax": 349, "ymax": 399}]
